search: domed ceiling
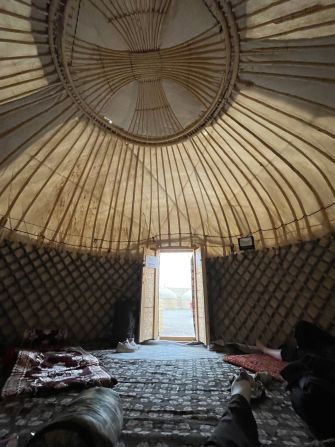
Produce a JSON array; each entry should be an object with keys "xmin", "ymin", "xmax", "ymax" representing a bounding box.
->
[
  {"xmin": 50, "ymin": 0, "xmax": 238, "ymax": 144},
  {"xmin": 0, "ymin": 0, "xmax": 334, "ymax": 256}
]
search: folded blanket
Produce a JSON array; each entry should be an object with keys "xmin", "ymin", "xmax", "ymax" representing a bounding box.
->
[
  {"xmin": 1, "ymin": 347, "xmax": 116, "ymax": 398},
  {"xmin": 27, "ymin": 387, "xmax": 123, "ymax": 447}
]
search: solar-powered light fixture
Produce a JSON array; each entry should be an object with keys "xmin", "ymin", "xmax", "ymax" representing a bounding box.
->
[{"xmin": 238, "ymin": 235, "xmax": 255, "ymax": 251}]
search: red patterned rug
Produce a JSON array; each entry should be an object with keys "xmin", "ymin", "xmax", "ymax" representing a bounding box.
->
[{"xmin": 224, "ymin": 353, "xmax": 287, "ymax": 381}]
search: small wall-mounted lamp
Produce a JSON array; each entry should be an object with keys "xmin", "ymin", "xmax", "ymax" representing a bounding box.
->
[{"xmin": 238, "ymin": 235, "xmax": 255, "ymax": 251}]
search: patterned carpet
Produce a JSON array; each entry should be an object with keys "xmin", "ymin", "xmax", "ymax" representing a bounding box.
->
[{"xmin": 0, "ymin": 345, "xmax": 314, "ymax": 446}]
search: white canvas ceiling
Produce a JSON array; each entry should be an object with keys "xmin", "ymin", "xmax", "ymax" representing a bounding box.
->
[{"xmin": 0, "ymin": 0, "xmax": 334, "ymax": 256}]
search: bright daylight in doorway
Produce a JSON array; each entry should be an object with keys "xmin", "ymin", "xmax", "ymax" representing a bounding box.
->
[{"xmin": 159, "ymin": 252, "xmax": 195, "ymax": 338}]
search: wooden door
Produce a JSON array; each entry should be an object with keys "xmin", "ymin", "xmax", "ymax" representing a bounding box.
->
[
  {"xmin": 139, "ymin": 249, "xmax": 159, "ymax": 342},
  {"xmin": 192, "ymin": 247, "xmax": 210, "ymax": 345}
]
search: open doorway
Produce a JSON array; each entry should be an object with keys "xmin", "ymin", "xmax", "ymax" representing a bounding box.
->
[
  {"xmin": 139, "ymin": 247, "xmax": 209, "ymax": 345},
  {"xmin": 158, "ymin": 251, "xmax": 194, "ymax": 339}
]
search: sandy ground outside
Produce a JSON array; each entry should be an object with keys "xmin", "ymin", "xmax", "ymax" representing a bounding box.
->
[{"xmin": 159, "ymin": 308, "xmax": 195, "ymax": 337}]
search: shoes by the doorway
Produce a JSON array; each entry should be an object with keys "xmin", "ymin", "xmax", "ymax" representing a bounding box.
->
[
  {"xmin": 116, "ymin": 340, "xmax": 136, "ymax": 353},
  {"xmin": 128, "ymin": 338, "xmax": 140, "ymax": 350},
  {"xmin": 116, "ymin": 339, "xmax": 140, "ymax": 353}
]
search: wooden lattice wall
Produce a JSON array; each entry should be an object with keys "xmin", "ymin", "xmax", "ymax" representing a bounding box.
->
[
  {"xmin": 206, "ymin": 235, "xmax": 335, "ymax": 347},
  {"xmin": 0, "ymin": 239, "xmax": 142, "ymax": 345},
  {"xmin": 2, "ymin": 235, "xmax": 334, "ymax": 347}
]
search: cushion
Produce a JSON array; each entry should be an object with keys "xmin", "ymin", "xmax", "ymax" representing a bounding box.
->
[{"xmin": 224, "ymin": 353, "xmax": 287, "ymax": 381}]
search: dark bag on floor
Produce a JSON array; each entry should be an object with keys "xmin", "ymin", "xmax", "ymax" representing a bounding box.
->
[
  {"xmin": 111, "ymin": 300, "xmax": 136, "ymax": 346},
  {"xmin": 281, "ymin": 355, "xmax": 335, "ymax": 440}
]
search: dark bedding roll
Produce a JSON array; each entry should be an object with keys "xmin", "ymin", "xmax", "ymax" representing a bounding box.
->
[{"xmin": 26, "ymin": 387, "xmax": 123, "ymax": 447}]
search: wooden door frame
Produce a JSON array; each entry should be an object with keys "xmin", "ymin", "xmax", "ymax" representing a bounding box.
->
[
  {"xmin": 159, "ymin": 248, "xmax": 194, "ymax": 253},
  {"xmin": 192, "ymin": 246, "xmax": 210, "ymax": 345},
  {"xmin": 200, "ymin": 246, "xmax": 210, "ymax": 345},
  {"xmin": 153, "ymin": 248, "xmax": 160, "ymax": 339},
  {"xmin": 158, "ymin": 248, "xmax": 197, "ymax": 342},
  {"xmin": 192, "ymin": 251, "xmax": 199, "ymax": 341},
  {"xmin": 139, "ymin": 248, "xmax": 159, "ymax": 342},
  {"xmin": 140, "ymin": 247, "xmax": 209, "ymax": 343}
]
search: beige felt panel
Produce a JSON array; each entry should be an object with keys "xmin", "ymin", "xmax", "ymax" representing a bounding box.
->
[{"xmin": 0, "ymin": 0, "xmax": 334, "ymax": 257}]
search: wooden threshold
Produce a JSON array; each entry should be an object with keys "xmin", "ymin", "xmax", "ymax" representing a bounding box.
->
[{"xmin": 159, "ymin": 336, "xmax": 196, "ymax": 342}]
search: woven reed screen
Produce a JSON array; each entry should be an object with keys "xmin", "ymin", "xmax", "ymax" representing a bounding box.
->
[
  {"xmin": 0, "ymin": 239, "xmax": 142, "ymax": 345},
  {"xmin": 206, "ymin": 235, "xmax": 335, "ymax": 347}
]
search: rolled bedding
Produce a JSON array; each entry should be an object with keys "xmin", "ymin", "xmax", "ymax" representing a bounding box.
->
[{"xmin": 26, "ymin": 387, "xmax": 123, "ymax": 447}]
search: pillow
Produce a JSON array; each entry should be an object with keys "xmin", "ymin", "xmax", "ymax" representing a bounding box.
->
[{"xmin": 22, "ymin": 328, "xmax": 69, "ymax": 351}]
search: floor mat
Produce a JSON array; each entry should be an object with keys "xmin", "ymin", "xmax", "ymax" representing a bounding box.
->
[
  {"xmin": 223, "ymin": 353, "xmax": 287, "ymax": 381},
  {"xmin": 112, "ymin": 340, "xmax": 219, "ymax": 360},
  {"xmin": 95, "ymin": 351, "xmax": 312, "ymax": 446},
  {"xmin": 0, "ymin": 348, "xmax": 313, "ymax": 446}
]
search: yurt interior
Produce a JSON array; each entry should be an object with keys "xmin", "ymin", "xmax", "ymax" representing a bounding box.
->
[{"xmin": 0, "ymin": 0, "xmax": 335, "ymax": 446}]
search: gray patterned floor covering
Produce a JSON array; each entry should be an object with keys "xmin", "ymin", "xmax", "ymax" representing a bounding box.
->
[
  {"xmin": 0, "ymin": 344, "xmax": 314, "ymax": 446},
  {"xmin": 112, "ymin": 340, "xmax": 219, "ymax": 360}
]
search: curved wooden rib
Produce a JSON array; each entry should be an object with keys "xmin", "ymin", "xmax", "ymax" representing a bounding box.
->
[{"xmin": 88, "ymin": 0, "xmax": 171, "ymax": 52}]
